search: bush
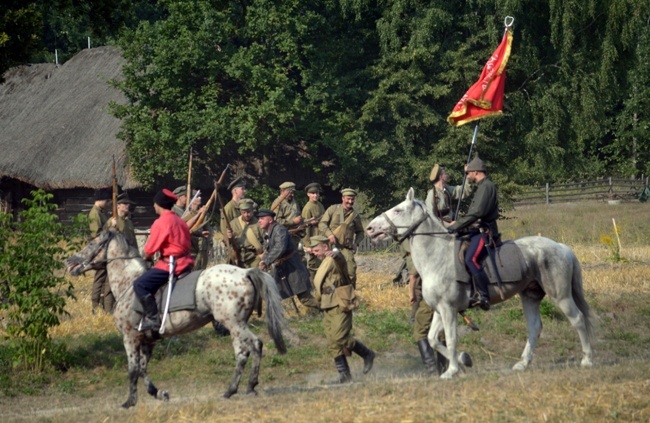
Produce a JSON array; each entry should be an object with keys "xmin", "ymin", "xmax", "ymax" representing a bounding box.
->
[{"xmin": 0, "ymin": 190, "xmax": 81, "ymax": 372}]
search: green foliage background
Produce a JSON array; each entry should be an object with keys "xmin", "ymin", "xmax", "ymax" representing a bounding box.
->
[{"xmin": 3, "ymin": 0, "xmax": 649, "ymax": 207}]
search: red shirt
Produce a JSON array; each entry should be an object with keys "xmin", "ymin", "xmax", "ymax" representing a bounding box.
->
[{"xmin": 144, "ymin": 210, "xmax": 194, "ymax": 274}]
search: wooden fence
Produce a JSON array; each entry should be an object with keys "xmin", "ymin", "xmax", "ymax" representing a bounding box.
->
[{"xmin": 513, "ymin": 176, "xmax": 649, "ymax": 206}]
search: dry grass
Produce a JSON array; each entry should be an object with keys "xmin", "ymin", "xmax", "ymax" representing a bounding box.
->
[{"xmin": 2, "ymin": 201, "xmax": 650, "ymax": 422}]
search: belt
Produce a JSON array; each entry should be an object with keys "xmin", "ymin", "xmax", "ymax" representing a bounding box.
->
[{"xmin": 274, "ymin": 250, "xmax": 296, "ymax": 266}]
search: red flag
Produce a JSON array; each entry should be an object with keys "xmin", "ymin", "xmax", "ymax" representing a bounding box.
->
[{"xmin": 447, "ymin": 29, "xmax": 513, "ymax": 127}]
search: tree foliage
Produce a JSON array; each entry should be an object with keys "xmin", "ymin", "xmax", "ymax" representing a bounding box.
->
[{"xmin": 0, "ymin": 190, "xmax": 81, "ymax": 371}]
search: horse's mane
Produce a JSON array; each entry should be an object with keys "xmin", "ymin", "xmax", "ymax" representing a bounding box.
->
[
  {"xmin": 411, "ymin": 198, "xmax": 446, "ymax": 231},
  {"xmin": 110, "ymin": 231, "xmax": 141, "ymax": 259}
]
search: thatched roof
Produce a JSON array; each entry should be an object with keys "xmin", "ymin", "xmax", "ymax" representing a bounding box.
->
[{"xmin": 0, "ymin": 46, "xmax": 140, "ymax": 189}]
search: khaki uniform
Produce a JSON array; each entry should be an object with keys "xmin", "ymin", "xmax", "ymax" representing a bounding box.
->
[
  {"xmin": 272, "ymin": 196, "xmax": 304, "ymax": 247},
  {"xmin": 88, "ymin": 204, "xmax": 110, "ymax": 312},
  {"xmin": 230, "ymin": 215, "xmax": 264, "ymax": 268},
  {"xmin": 425, "ymin": 181, "xmax": 472, "ymax": 223},
  {"xmin": 402, "ymin": 240, "xmax": 434, "ymax": 342},
  {"xmin": 104, "ymin": 215, "xmax": 138, "ymax": 250},
  {"xmin": 302, "ymin": 200, "xmax": 325, "ymax": 280},
  {"xmin": 318, "ymin": 204, "xmax": 364, "ymax": 286},
  {"xmin": 314, "ymin": 253, "xmax": 356, "ymax": 357},
  {"xmin": 220, "ymin": 199, "xmax": 240, "ymax": 236}
]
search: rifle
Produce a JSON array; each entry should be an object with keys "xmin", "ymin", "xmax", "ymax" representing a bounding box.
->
[
  {"xmin": 111, "ymin": 155, "xmax": 118, "ymax": 219},
  {"xmin": 288, "ymin": 215, "xmax": 322, "ymax": 235},
  {"xmin": 216, "ymin": 166, "xmax": 243, "ymax": 267},
  {"xmin": 184, "ymin": 150, "xmax": 193, "ymax": 212},
  {"xmin": 270, "ymin": 190, "xmax": 291, "ymax": 212},
  {"xmin": 190, "ymin": 178, "xmax": 220, "ymax": 233}
]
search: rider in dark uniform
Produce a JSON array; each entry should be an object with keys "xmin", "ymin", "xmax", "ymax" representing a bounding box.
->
[{"xmin": 448, "ymin": 155, "xmax": 499, "ymax": 311}]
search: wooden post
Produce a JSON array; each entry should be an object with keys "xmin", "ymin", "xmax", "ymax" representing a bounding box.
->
[
  {"xmin": 612, "ymin": 218, "xmax": 622, "ymax": 256},
  {"xmin": 545, "ymin": 183, "xmax": 550, "ymax": 205}
]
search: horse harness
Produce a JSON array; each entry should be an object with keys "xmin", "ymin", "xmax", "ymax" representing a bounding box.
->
[{"xmin": 381, "ymin": 202, "xmax": 450, "ymax": 244}]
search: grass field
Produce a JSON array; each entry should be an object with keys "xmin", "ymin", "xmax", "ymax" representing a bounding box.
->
[{"xmin": 1, "ymin": 201, "xmax": 649, "ymax": 422}]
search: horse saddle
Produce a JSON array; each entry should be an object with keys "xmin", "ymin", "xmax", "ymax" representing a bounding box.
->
[
  {"xmin": 454, "ymin": 239, "xmax": 526, "ymax": 284},
  {"xmin": 132, "ymin": 270, "xmax": 203, "ymax": 314}
]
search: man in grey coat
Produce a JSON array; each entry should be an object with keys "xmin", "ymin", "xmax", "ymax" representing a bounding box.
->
[{"xmin": 257, "ymin": 209, "xmax": 319, "ymax": 310}]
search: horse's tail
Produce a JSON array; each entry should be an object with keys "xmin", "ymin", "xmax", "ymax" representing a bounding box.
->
[
  {"xmin": 570, "ymin": 252, "xmax": 595, "ymax": 340},
  {"xmin": 246, "ymin": 268, "xmax": 288, "ymax": 355}
]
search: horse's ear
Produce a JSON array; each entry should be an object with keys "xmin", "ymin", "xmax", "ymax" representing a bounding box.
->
[{"xmin": 407, "ymin": 187, "xmax": 415, "ymax": 202}]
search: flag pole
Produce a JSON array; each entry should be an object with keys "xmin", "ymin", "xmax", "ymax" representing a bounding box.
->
[{"xmin": 454, "ymin": 122, "xmax": 479, "ymax": 220}]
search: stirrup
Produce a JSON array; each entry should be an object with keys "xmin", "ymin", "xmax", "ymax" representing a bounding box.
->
[{"xmin": 469, "ymin": 295, "xmax": 490, "ymax": 311}]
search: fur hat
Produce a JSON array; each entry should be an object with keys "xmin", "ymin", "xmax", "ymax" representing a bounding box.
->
[
  {"xmin": 94, "ymin": 187, "xmax": 112, "ymax": 201},
  {"xmin": 466, "ymin": 154, "xmax": 487, "ymax": 173},
  {"xmin": 154, "ymin": 189, "xmax": 177, "ymax": 210}
]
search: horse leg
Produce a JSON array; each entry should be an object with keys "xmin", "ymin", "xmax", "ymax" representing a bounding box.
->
[
  {"xmin": 513, "ymin": 294, "xmax": 543, "ymax": 371},
  {"xmin": 437, "ymin": 306, "xmax": 459, "ymax": 379},
  {"xmin": 555, "ymin": 297, "xmax": 593, "ymax": 367},
  {"xmin": 245, "ymin": 336, "xmax": 263, "ymax": 396},
  {"xmin": 224, "ymin": 328, "xmax": 250, "ymax": 399},
  {"xmin": 121, "ymin": 339, "xmax": 140, "ymax": 408},
  {"xmin": 428, "ymin": 311, "xmax": 472, "ymax": 372},
  {"xmin": 140, "ymin": 342, "xmax": 169, "ymax": 402}
]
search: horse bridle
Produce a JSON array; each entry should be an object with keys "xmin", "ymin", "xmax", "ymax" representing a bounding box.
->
[
  {"xmin": 80, "ymin": 231, "xmax": 135, "ymax": 268},
  {"xmin": 381, "ymin": 202, "xmax": 450, "ymax": 243}
]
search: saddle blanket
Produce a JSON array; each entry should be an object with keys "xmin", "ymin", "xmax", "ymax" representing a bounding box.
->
[
  {"xmin": 454, "ymin": 240, "xmax": 526, "ymax": 284},
  {"xmin": 132, "ymin": 270, "xmax": 203, "ymax": 314}
]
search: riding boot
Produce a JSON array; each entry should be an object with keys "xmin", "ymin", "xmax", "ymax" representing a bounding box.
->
[
  {"xmin": 470, "ymin": 272, "xmax": 490, "ymax": 311},
  {"xmin": 417, "ymin": 339, "xmax": 436, "ymax": 373},
  {"xmin": 334, "ymin": 355, "xmax": 352, "ymax": 383},
  {"xmin": 352, "ymin": 341, "xmax": 376, "ymax": 374},
  {"xmin": 138, "ymin": 294, "xmax": 161, "ymax": 331}
]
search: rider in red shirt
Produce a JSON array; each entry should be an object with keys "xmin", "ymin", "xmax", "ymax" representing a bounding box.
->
[{"xmin": 134, "ymin": 189, "xmax": 194, "ymax": 331}]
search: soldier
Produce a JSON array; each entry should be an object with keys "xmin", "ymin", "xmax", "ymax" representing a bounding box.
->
[
  {"xmin": 425, "ymin": 164, "xmax": 472, "ymax": 223},
  {"xmin": 448, "ymin": 154, "xmax": 499, "ymax": 311},
  {"xmin": 105, "ymin": 192, "xmax": 138, "ymax": 250},
  {"xmin": 88, "ymin": 187, "xmax": 111, "ymax": 314},
  {"xmin": 318, "ymin": 188, "xmax": 364, "ymax": 287},
  {"xmin": 220, "ymin": 176, "xmax": 247, "ymax": 237},
  {"xmin": 227, "ymin": 199, "xmax": 264, "ymax": 268},
  {"xmin": 257, "ymin": 209, "xmax": 319, "ymax": 310},
  {"xmin": 133, "ymin": 189, "xmax": 194, "ymax": 332},
  {"xmin": 271, "ymin": 182, "xmax": 304, "ymax": 248},
  {"xmin": 310, "ymin": 235, "xmax": 375, "ymax": 383},
  {"xmin": 172, "ymin": 186, "xmax": 209, "ymax": 270},
  {"xmin": 301, "ymin": 182, "xmax": 325, "ymax": 280}
]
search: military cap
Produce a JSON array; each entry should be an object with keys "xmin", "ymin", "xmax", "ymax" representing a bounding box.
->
[
  {"xmin": 430, "ymin": 164, "xmax": 441, "ymax": 182},
  {"xmin": 256, "ymin": 209, "xmax": 276, "ymax": 218},
  {"xmin": 94, "ymin": 187, "xmax": 112, "ymax": 201},
  {"xmin": 466, "ymin": 154, "xmax": 487, "ymax": 173},
  {"xmin": 173, "ymin": 186, "xmax": 187, "ymax": 197},
  {"xmin": 304, "ymin": 182, "xmax": 322, "ymax": 193},
  {"xmin": 279, "ymin": 181, "xmax": 296, "ymax": 191},
  {"xmin": 116, "ymin": 192, "xmax": 136, "ymax": 205},
  {"xmin": 341, "ymin": 188, "xmax": 358, "ymax": 197},
  {"xmin": 309, "ymin": 235, "xmax": 329, "ymax": 248},
  {"xmin": 228, "ymin": 176, "xmax": 246, "ymax": 191},
  {"xmin": 239, "ymin": 198, "xmax": 255, "ymax": 211}
]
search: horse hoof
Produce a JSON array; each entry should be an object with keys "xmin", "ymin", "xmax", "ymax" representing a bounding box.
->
[
  {"xmin": 246, "ymin": 389, "xmax": 258, "ymax": 397},
  {"xmin": 121, "ymin": 400, "xmax": 135, "ymax": 409},
  {"xmin": 159, "ymin": 391, "xmax": 169, "ymax": 401},
  {"xmin": 459, "ymin": 352, "xmax": 473, "ymax": 368},
  {"xmin": 512, "ymin": 361, "xmax": 527, "ymax": 371},
  {"xmin": 580, "ymin": 358, "xmax": 593, "ymax": 368},
  {"xmin": 223, "ymin": 389, "xmax": 236, "ymax": 399}
]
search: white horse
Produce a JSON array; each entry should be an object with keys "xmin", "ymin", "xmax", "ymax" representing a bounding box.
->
[
  {"xmin": 66, "ymin": 230, "xmax": 288, "ymax": 407},
  {"xmin": 366, "ymin": 188, "xmax": 594, "ymax": 379}
]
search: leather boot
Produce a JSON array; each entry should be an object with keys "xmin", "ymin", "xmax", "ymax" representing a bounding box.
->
[
  {"xmin": 334, "ymin": 355, "xmax": 352, "ymax": 383},
  {"xmin": 470, "ymin": 272, "xmax": 490, "ymax": 311},
  {"xmin": 139, "ymin": 294, "xmax": 161, "ymax": 331},
  {"xmin": 417, "ymin": 339, "xmax": 436, "ymax": 373},
  {"xmin": 352, "ymin": 341, "xmax": 376, "ymax": 374}
]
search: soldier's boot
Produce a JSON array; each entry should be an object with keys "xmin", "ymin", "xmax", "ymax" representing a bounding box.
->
[
  {"xmin": 212, "ymin": 320, "xmax": 230, "ymax": 337},
  {"xmin": 103, "ymin": 292, "xmax": 115, "ymax": 314},
  {"xmin": 334, "ymin": 355, "xmax": 352, "ymax": 383},
  {"xmin": 138, "ymin": 294, "xmax": 161, "ymax": 332},
  {"xmin": 417, "ymin": 339, "xmax": 437, "ymax": 373},
  {"xmin": 470, "ymin": 272, "xmax": 490, "ymax": 311},
  {"xmin": 352, "ymin": 341, "xmax": 376, "ymax": 374}
]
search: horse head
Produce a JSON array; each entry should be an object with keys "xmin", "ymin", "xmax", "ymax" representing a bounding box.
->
[
  {"xmin": 366, "ymin": 188, "xmax": 434, "ymax": 242},
  {"xmin": 65, "ymin": 230, "xmax": 115, "ymax": 276}
]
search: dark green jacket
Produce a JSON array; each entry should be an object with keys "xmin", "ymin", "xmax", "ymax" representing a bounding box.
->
[{"xmin": 448, "ymin": 177, "xmax": 498, "ymax": 232}]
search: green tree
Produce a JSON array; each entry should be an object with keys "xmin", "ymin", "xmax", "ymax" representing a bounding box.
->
[{"xmin": 0, "ymin": 190, "xmax": 77, "ymax": 371}]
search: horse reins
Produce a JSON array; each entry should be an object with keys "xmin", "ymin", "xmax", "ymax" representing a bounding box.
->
[{"xmin": 381, "ymin": 203, "xmax": 450, "ymax": 243}]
